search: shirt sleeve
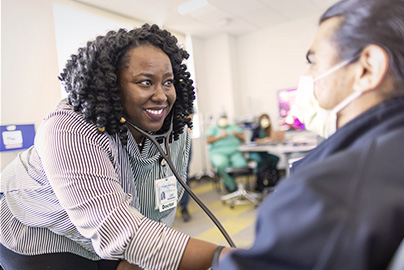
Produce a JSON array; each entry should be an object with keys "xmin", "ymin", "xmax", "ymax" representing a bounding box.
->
[{"xmin": 35, "ymin": 111, "xmax": 189, "ymax": 270}]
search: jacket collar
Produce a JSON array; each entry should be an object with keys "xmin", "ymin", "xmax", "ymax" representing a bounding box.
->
[{"xmin": 292, "ymin": 96, "xmax": 404, "ymax": 173}]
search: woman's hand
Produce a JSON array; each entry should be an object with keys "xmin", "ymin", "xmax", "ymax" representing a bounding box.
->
[
  {"xmin": 117, "ymin": 260, "xmax": 143, "ymax": 270},
  {"xmin": 255, "ymin": 137, "xmax": 271, "ymax": 144}
]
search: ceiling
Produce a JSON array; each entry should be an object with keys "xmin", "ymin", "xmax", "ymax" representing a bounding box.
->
[{"xmin": 74, "ymin": 0, "xmax": 339, "ymax": 38}]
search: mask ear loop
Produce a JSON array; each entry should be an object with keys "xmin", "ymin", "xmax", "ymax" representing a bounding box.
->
[
  {"xmin": 324, "ymin": 56, "xmax": 363, "ymax": 114},
  {"xmin": 126, "ymin": 115, "xmax": 237, "ymax": 248},
  {"xmin": 314, "ymin": 58, "xmax": 354, "ymax": 82},
  {"xmin": 332, "ymin": 90, "xmax": 363, "ymax": 114}
]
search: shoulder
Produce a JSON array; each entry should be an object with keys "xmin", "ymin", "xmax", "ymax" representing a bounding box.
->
[
  {"xmin": 291, "ymin": 127, "xmax": 404, "ymax": 199},
  {"xmin": 252, "ymin": 126, "xmax": 260, "ymax": 133},
  {"xmin": 230, "ymin": 124, "xmax": 242, "ymax": 132},
  {"xmin": 36, "ymin": 99, "xmax": 112, "ymax": 148},
  {"xmin": 206, "ymin": 125, "xmax": 218, "ymax": 135},
  {"xmin": 172, "ymin": 129, "xmax": 191, "ymax": 150}
]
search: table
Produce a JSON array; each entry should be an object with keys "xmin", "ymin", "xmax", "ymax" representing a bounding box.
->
[{"xmin": 239, "ymin": 142, "xmax": 317, "ymax": 175}]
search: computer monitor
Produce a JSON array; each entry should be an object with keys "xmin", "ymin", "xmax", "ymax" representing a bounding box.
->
[{"xmin": 277, "ymin": 88, "xmax": 305, "ymax": 131}]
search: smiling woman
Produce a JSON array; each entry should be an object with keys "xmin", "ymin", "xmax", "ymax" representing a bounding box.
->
[
  {"xmin": 0, "ymin": 24, "xmax": 223, "ymax": 270},
  {"xmin": 118, "ymin": 45, "xmax": 177, "ymax": 145}
]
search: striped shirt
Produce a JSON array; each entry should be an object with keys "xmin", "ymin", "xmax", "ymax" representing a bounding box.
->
[{"xmin": 0, "ymin": 99, "xmax": 191, "ymax": 270}]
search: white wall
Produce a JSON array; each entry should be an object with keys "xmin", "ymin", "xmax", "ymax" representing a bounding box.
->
[
  {"xmin": 193, "ymin": 34, "xmax": 238, "ymax": 122},
  {"xmin": 1, "ymin": 0, "xmax": 61, "ymax": 169},
  {"xmin": 235, "ymin": 16, "xmax": 320, "ymax": 127},
  {"xmin": 52, "ymin": 0, "xmax": 142, "ymax": 97}
]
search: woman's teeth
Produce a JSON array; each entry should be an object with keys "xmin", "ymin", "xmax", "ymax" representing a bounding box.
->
[{"xmin": 146, "ymin": 109, "xmax": 163, "ymax": 115}]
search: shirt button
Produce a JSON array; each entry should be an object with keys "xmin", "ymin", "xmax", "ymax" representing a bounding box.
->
[{"xmin": 161, "ymin": 159, "xmax": 167, "ymax": 166}]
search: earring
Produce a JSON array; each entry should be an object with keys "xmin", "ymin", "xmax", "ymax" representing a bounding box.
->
[
  {"xmin": 120, "ymin": 117, "xmax": 126, "ymax": 123},
  {"xmin": 98, "ymin": 127, "xmax": 105, "ymax": 132}
]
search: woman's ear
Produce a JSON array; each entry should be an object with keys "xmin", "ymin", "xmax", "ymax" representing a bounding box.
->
[{"xmin": 353, "ymin": 44, "xmax": 389, "ymax": 93}]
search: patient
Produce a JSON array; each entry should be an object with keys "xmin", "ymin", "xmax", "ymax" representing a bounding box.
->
[
  {"xmin": 215, "ymin": 0, "xmax": 404, "ymax": 269},
  {"xmin": 206, "ymin": 113, "xmax": 247, "ymax": 192}
]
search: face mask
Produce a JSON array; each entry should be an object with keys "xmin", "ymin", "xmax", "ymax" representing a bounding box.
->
[
  {"xmin": 218, "ymin": 117, "xmax": 228, "ymax": 128},
  {"xmin": 260, "ymin": 118, "xmax": 271, "ymax": 129},
  {"xmin": 296, "ymin": 58, "xmax": 362, "ymax": 138}
]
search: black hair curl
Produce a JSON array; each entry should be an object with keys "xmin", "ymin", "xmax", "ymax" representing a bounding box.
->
[{"xmin": 59, "ymin": 24, "xmax": 195, "ymax": 145}]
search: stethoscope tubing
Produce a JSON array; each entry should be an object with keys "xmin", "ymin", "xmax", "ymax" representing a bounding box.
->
[{"xmin": 126, "ymin": 118, "xmax": 236, "ymax": 248}]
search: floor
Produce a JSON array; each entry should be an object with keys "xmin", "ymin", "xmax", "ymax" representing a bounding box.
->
[{"xmin": 173, "ymin": 177, "xmax": 263, "ymax": 249}]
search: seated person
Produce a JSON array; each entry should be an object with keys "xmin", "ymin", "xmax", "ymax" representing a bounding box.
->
[
  {"xmin": 214, "ymin": 0, "xmax": 404, "ymax": 269},
  {"xmin": 206, "ymin": 114, "xmax": 247, "ymax": 192},
  {"xmin": 249, "ymin": 114, "xmax": 280, "ymax": 191}
]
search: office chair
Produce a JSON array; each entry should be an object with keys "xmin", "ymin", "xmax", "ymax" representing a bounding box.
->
[
  {"xmin": 220, "ymin": 167, "xmax": 262, "ymax": 208},
  {"xmin": 386, "ymin": 237, "xmax": 404, "ymax": 270}
]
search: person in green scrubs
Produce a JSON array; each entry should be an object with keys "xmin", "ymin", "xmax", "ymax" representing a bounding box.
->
[{"xmin": 206, "ymin": 114, "xmax": 247, "ymax": 192}]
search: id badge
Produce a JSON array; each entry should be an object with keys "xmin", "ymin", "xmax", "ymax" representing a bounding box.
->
[{"xmin": 155, "ymin": 176, "xmax": 178, "ymax": 212}]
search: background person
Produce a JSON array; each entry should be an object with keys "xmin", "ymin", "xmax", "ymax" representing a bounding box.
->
[
  {"xmin": 251, "ymin": 113, "xmax": 272, "ymax": 144},
  {"xmin": 249, "ymin": 114, "xmax": 280, "ymax": 191},
  {"xmin": 206, "ymin": 114, "xmax": 247, "ymax": 192},
  {"xmin": 0, "ymin": 24, "xmax": 223, "ymax": 270},
  {"xmin": 215, "ymin": 0, "xmax": 404, "ymax": 269}
]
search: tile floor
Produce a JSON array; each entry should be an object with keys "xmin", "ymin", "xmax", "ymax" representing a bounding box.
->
[{"xmin": 173, "ymin": 177, "xmax": 263, "ymax": 249}]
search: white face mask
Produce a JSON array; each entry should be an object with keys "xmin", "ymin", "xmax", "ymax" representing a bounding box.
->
[
  {"xmin": 218, "ymin": 117, "xmax": 228, "ymax": 128},
  {"xmin": 260, "ymin": 118, "xmax": 271, "ymax": 129},
  {"xmin": 296, "ymin": 58, "xmax": 362, "ymax": 138}
]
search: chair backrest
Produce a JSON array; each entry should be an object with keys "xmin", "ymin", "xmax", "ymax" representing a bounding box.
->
[{"xmin": 386, "ymin": 238, "xmax": 404, "ymax": 270}]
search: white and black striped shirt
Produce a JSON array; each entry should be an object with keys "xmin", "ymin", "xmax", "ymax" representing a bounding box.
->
[{"xmin": 0, "ymin": 99, "xmax": 191, "ymax": 270}]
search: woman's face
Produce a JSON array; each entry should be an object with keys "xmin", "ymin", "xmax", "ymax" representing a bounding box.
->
[
  {"xmin": 119, "ymin": 45, "xmax": 176, "ymax": 135},
  {"xmin": 260, "ymin": 116, "xmax": 271, "ymax": 128}
]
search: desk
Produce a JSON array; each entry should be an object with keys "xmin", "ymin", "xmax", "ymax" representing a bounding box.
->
[{"xmin": 239, "ymin": 142, "xmax": 317, "ymax": 175}]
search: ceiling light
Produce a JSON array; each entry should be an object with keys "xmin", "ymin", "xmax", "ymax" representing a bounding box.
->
[{"xmin": 177, "ymin": 0, "xmax": 209, "ymax": 15}]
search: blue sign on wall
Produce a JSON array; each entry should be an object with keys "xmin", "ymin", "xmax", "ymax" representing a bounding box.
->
[{"xmin": 0, "ymin": 124, "xmax": 36, "ymax": 152}]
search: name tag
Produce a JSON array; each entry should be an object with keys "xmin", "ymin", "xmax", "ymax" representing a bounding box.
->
[{"xmin": 155, "ymin": 176, "xmax": 178, "ymax": 212}]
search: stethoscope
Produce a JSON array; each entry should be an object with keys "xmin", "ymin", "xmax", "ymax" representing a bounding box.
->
[{"xmin": 126, "ymin": 116, "xmax": 236, "ymax": 248}]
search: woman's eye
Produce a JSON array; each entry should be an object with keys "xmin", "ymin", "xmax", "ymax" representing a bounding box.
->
[
  {"xmin": 139, "ymin": 80, "xmax": 152, "ymax": 86},
  {"xmin": 164, "ymin": 80, "xmax": 174, "ymax": 86}
]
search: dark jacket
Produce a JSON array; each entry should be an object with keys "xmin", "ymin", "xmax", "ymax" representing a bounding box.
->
[{"xmin": 217, "ymin": 97, "xmax": 404, "ymax": 270}]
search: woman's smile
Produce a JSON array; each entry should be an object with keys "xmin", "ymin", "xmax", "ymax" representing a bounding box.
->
[{"xmin": 144, "ymin": 106, "xmax": 167, "ymax": 121}]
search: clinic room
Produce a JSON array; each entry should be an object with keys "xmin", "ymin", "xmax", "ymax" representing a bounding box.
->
[{"xmin": 1, "ymin": 0, "xmax": 404, "ymax": 269}]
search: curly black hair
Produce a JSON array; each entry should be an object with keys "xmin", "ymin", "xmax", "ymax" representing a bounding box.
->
[{"xmin": 59, "ymin": 24, "xmax": 195, "ymax": 145}]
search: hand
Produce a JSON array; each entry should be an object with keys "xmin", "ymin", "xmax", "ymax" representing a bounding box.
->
[
  {"xmin": 117, "ymin": 260, "xmax": 143, "ymax": 270},
  {"xmin": 219, "ymin": 133, "xmax": 228, "ymax": 139},
  {"xmin": 232, "ymin": 132, "xmax": 245, "ymax": 142},
  {"xmin": 256, "ymin": 137, "xmax": 271, "ymax": 143}
]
